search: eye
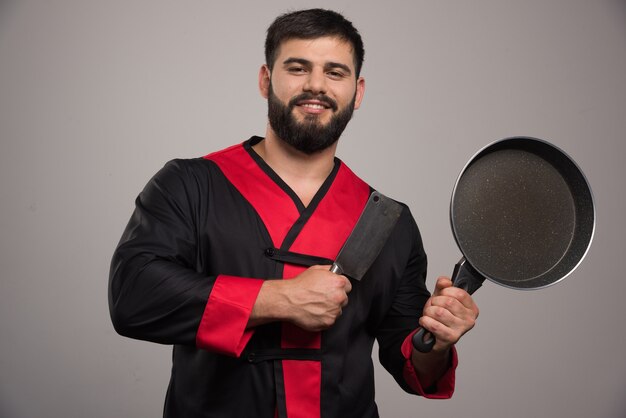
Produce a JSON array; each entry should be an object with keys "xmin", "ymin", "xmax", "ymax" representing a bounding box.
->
[
  {"xmin": 327, "ymin": 70, "xmax": 347, "ymax": 80},
  {"xmin": 287, "ymin": 66, "xmax": 307, "ymax": 74}
]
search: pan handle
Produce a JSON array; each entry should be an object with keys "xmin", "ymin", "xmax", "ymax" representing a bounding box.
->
[
  {"xmin": 450, "ymin": 257, "xmax": 486, "ymax": 295},
  {"xmin": 412, "ymin": 326, "xmax": 436, "ymax": 353},
  {"xmin": 412, "ymin": 258, "xmax": 485, "ymax": 353}
]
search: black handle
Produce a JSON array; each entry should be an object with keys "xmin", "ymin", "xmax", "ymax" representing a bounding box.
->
[
  {"xmin": 412, "ymin": 327, "xmax": 435, "ymax": 353},
  {"xmin": 412, "ymin": 257, "xmax": 485, "ymax": 353},
  {"xmin": 450, "ymin": 258, "xmax": 485, "ymax": 296}
]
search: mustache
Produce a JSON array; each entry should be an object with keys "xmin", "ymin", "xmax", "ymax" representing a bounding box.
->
[{"xmin": 287, "ymin": 93, "xmax": 338, "ymax": 112}]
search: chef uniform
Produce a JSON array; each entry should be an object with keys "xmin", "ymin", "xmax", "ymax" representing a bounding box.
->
[{"xmin": 109, "ymin": 137, "xmax": 457, "ymax": 418}]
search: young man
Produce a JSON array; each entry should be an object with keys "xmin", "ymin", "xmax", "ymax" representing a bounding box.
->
[{"xmin": 109, "ymin": 9, "xmax": 478, "ymax": 418}]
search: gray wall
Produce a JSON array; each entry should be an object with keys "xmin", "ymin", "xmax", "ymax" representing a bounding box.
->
[{"xmin": 1, "ymin": 1, "xmax": 625, "ymax": 417}]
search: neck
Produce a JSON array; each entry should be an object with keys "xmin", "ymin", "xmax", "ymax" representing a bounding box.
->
[{"xmin": 253, "ymin": 127, "xmax": 337, "ymax": 206}]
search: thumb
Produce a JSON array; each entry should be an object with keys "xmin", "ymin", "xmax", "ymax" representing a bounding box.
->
[{"xmin": 433, "ymin": 276, "xmax": 453, "ymax": 296}]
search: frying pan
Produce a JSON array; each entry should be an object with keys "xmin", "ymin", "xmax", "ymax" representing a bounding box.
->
[{"xmin": 413, "ymin": 136, "xmax": 595, "ymax": 352}]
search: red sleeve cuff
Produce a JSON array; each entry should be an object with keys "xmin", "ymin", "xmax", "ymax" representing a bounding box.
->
[
  {"xmin": 196, "ymin": 275, "xmax": 264, "ymax": 357},
  {"xmin": 400, "ymin": 330, "xmax": 458, "ymax": 399}
]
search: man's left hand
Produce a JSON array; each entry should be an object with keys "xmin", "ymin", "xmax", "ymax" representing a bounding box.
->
[{"xmin": 419, "ymin": 276, "xmax": 479, "ymax": 352}]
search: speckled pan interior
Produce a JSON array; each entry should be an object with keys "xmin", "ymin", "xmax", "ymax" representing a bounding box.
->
[{"xmin": 451, "ymin": 137, "xmax": 595, "ymax": 290}]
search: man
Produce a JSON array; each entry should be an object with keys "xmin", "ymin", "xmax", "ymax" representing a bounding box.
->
[{"xmin": 109, "ymin": 8, "xmax": 478, "ymax": 418}]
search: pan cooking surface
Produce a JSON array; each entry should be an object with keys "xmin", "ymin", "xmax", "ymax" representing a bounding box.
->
[{"xmin": 452, "ymin": 148, "xmax": 576, "ymax": 284}]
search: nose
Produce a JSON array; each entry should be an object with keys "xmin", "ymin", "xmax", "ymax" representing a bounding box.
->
[{"xmin": 303, "ymin": 67, "xmax": 327, "ymax": 95}]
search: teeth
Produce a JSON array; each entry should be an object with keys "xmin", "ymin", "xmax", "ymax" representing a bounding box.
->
[{"xmin": 302, "ymin": 103, "xmax": 325, "ymax": 109}]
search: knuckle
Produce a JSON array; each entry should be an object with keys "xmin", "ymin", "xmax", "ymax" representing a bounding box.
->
[
  {"xmin": 467, "ymin": 317, "xmax": 476, "ymax": 329},
  {"xmin": 435, "ymin": 306, "xmax": 447, "ymax": 318},
  {"xmin": 331, "ymin": 276, "xmax": 346, "ymax": 288},
  {"xmin": 330, "ymin": 291, "xmax": 345, "ymax": 304},
  {"xmin": 443, "ymin": 297, "xmax": 455, "ymax": 309},
  {"xmin": 443, "ymin": 288, "xmax": 462, "ymax": 301},
  {"xmin": 321, "ymin": 320, "xmax": 330, "ymax": 329},
  {"xmin": 418, "ymin": 316, "xmax": 427, "ymax": 327},
  {"xmin": 429, "ymin": 321, "xmax": 441, "ymax": 333}
]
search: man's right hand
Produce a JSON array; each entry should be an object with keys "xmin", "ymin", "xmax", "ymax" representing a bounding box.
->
[{"xmin": 248, "ymin": 265, "xmax": 352, "ymax": 331}]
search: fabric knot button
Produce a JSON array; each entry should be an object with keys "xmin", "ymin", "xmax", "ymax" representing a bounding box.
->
[{"xmin": 265, "ymin": 248, "xmax": 275, "ymax": 257}]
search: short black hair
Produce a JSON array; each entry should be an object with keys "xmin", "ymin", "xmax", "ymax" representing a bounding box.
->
[{"xmin": 265, "ymin": 8, "xmax": 365, "ymax": 77}]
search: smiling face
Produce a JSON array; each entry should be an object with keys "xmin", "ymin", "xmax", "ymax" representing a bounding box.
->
[{"xmin": 259, "ymin": 36, "xmax": 365, "ymax": 154}]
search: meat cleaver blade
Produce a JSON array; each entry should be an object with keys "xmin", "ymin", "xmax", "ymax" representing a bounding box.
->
[{"xmin": 330, "ymin": 191, "xmax": 403, "ymax": 281}]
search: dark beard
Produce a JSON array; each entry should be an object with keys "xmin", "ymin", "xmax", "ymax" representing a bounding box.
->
[{"xmin": 267, "ymin": 84, "xmax": 356, "ymax": 155}]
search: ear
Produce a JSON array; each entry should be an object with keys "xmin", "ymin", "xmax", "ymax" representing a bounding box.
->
[
  {"xmin": 259, "ymin": 64, "xmax": 271, "ymax": 99},
  {"xmin": 353, "ymin": 76, "xmax": 365, "ymax": 110}
]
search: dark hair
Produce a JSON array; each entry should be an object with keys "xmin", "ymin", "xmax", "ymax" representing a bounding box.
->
[{"xmin": 265, "ymin": 8, "xmax": 365, "ymax": 77}]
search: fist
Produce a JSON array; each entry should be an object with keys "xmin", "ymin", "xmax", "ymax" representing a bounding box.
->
[
  {"xmin": 419, "ymin": 276, "xmax": 479, "ymax": 351},
  {"xmin": 285, "ymin": 265, "xmax": 352, "ymax": 331}
]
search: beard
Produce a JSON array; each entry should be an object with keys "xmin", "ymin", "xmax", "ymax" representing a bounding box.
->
[{"xmin": 267, "ymin": 84, "xmax": 356, "ymax": 155}]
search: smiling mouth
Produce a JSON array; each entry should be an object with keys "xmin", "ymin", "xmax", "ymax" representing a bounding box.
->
[
  {"xmin": 289, "ymin": 94, "xmax": 338, "ymax": 112},
  {"xmin": 300, "ymin": 102, "xmax": 329, "ymax": 110}
]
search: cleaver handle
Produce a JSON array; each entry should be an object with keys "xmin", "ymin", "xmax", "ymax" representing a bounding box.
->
[{"xmin": 329, "ymin": 263, "xmax": 342, "ymax": 275}]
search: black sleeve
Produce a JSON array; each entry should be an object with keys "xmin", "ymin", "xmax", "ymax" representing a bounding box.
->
[
  {"xmin": 108, "ymin": 160, "xmax": 214, "ymax": 346},
  {"xmin": 375, "ymin": 209, "xmax": 431, "ymax": 394}
]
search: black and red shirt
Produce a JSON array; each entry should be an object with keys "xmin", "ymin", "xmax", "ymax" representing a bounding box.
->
[{"xmin": 109, "ymin": 137, "xmax": 457, "ymax": 418}]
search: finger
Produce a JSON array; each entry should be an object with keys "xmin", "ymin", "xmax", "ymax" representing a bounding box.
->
[
  {"xmin": 421, "ymin": 303, "xmax": 461, "ymax": 329},
  {"xmin": 422, "ymin": 278, "xmax": 449, "ymax": 309},
  {"xmin": 433, "ymin": 276, "xmax": 453, "ymax": 296},
  {"xmin": 343, "ymin": 277, "xmax": 352, "ymax": 293},
  {"xmin": 420, "ymin": 304, "xmax": 476, "ymax": 342},
  {"xmin": 418, "ymin": 315, "xmax": 460, "ymax": 347},
  {"xmin": 438, "ymin": 286, "xmax": 479, "ymax": 313},
  {"xmin": 428, "ymin": 295, "xmax": 462, "ymax": 317},
  {"xmin": 433, "ymin": 275, "xmax": 479, "ymax": 314},
  {"xmin": 311, "ymin": 264, "xmax": 333, "ymax": 271},
  {"xmin": 430, "ymin": 294, "xmax": 479, "ymax": 326},
  {"xmin": 423, "ymin": 298, "xmax": 478, "ymax": 333}
]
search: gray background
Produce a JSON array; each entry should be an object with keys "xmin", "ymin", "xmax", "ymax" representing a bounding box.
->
[{"xmin": 1, "ymin": 1, "xmax": 625, "ymax": 417}]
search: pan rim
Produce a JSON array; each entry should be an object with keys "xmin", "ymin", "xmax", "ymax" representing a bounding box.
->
[{"xmin": 449, "ymin": 136, "xmax": 596, "ymax": 290}]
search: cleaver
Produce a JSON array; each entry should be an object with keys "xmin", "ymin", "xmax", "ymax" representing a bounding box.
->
[{"xmin": 330, "ymin": 191, "xmax": 403, "ymax": 280}]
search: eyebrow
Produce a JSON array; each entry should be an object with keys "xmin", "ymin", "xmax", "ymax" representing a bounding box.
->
[{"xmin": 282, "ymin": 57, "xmax": 353, "ymax": 76}]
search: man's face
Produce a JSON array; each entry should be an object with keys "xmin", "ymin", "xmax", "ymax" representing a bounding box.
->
[{"xmin": 261, "ymin": 37, "xmax": 365, "ymax": 154}]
